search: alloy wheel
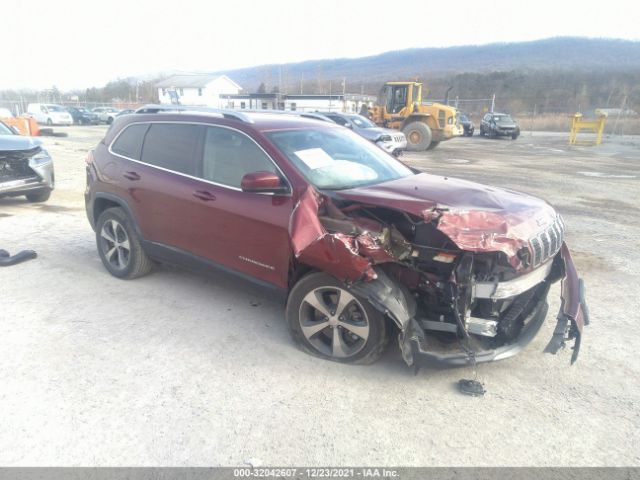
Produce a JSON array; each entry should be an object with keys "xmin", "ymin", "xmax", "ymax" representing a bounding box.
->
[
  {"xmin": 298, "ymin": 287, "xmax": 370, "ymax": 359},
  {"xmin": 99, "ymin": 219, "xmax": 131, "ymax": 270}
]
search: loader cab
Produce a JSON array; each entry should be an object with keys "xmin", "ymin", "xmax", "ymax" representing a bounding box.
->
[{"xmin": 382, "ymin": 83, "xmax": 422, "ymax": 114}]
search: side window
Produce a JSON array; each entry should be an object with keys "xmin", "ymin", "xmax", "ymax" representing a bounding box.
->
[
  {"xmin": 141, "ymin": 123, "xmax": 203, "ymax": 176},
  {"xmin": 111, "ymin": 123, "xmax": 149, "ymax": 160},
  {"xmin": 201, "ymin": 127, "xmax": 278, "ymax": 188},
  {"xmin": 328, "ymin": 115, "xmax": 349, "ymax": 126}
]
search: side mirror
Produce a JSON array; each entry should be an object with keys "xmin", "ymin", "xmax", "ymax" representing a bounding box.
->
[
  {"xmin": 241, "ymin": 171, "xmax": 287, "ymax": 194},
  {"xmin": 345, "ymin": 122, "xmax": 354, "ymax": 129}
]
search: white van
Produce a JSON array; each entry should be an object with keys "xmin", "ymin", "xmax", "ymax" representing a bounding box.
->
[{"xmin": 26, "ymin": 103, "xmax": 73, "ymax": 126}]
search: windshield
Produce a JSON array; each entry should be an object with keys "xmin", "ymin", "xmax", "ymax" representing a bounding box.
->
[
  {"xmin": 0, "ymin": 121, "xmax": 14, "ymax": 135},
  {"xmin": 46, "ymin": 105, "xmax": 65, "ymax": 112},
  {"xmin": 349, "ymin": 115, "xmax": 376, "ymax": 128},
  {"xmin": 493, "ymin": 114, "xmax": 514, "ymax": 123},
  {"xmin": 267, "ymin": 127, "xmax": 413, "ymax": 190}
]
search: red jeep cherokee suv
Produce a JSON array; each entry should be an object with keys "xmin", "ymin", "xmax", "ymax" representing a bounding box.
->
[{"xmin": 85, "ymin": 107, "xmax": 587, "ymax": 368}]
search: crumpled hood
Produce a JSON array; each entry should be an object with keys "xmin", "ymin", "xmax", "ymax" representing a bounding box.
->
[
  {"xmin": 334, "ymin": 173, "xmax": 558, "ymax": 269},
  {"xmin": 0, "ymin": 134, "xmax": 42, "ymax": 152}
]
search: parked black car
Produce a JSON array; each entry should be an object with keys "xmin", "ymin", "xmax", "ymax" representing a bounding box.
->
[
  {"xmin": 66, "ymin": 107, "xmax": 100, "ymax": 125},
  {"xmin": 459, "ymin": 114, "xmax": 474, "ymax": 136},
  {"xmin": 480, "ymin": 112, "xmax": 520, "ymax": 139}
]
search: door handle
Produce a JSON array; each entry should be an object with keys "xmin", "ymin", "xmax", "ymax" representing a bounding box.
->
[
  {"xmin": 193, "ymin": 190, "xmax": 216, "ymax": 202},
  {"xmin": 123, "ymin": 171, "xmax": 140, "ymax": 181}
]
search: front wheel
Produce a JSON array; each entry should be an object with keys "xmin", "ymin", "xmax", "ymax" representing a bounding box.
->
[
  {"xmin": 286, "ymin": 272, "xmax": 387, "ymax": 364},
  {"xmin": 512, "ymin": 133, "xmax": 519, "ymax": 140},
  {"xmin": 95, "ymin": 207, "xmax": 152, "ymax": 279},
  {"xmin": 25, "ymin": 190, "xmax": 51, "ymax": 203},
  {"xmin": 402, "ymin": 122, "xmax": 432, "ymax": 151}
]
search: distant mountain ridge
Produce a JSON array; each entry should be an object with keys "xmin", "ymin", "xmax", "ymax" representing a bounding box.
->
[{"xmin": 213, "ymin": 37, "xmax": 640, "ymax": 92}]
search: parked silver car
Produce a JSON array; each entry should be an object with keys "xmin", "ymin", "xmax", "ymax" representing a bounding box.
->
[
  {"xmin": 0, "ymin": 121, "xmax": 54, "ymax": 202},
  {"xmin": 319, "ymin": 112, "xmax": 407, "ymax": 157}
]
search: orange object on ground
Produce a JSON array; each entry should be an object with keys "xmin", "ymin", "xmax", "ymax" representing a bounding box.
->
[{"xmin": 0, "ymin": 116, "xmax": 40, "ymax": 136}]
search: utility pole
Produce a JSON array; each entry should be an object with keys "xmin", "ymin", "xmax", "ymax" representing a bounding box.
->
[
  {"xmin": 612, "ymin": 95, "xmax": 627, "ymax": 136},
  {"xmin": 342, "ymin": 77, "xmax": 346, "ymax": 112},
  {"xmin": 491, "ymin": 93, "xmax": 495, "ymax": 113},
  {"xmin": 530, "ymin": 104, "xmax": 536, "ymax": 136}
]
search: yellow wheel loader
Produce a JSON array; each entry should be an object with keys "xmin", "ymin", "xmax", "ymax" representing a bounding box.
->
[{"xmin": 369, "ymin": 81, "xmax": 463, "ymax": 151}]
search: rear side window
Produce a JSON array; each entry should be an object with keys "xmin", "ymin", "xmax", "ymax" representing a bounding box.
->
[
  {"xmin": 201, "ymin": 126, "xmax": 278, "ymax": 188},
  {"xmin": 111, "ymin": 123, "xmax": 149, "ymax": 160},
  {"xmin": 141, "ymin": 123, "xmax": 203, "ymax": 176},
  {"xmin": 327, "ymin": 115, "xmax": 349, "ymax": 126}
]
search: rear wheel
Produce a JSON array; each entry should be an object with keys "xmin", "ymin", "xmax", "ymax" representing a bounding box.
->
[
  {"xmin": 286, "ymin": 272, "xmax": 387, "ymax": 364},
  {"xmin": 403, "ymin": 122, "xmax": 432, "ymax": 151},
  {"xmin": 96, "ymin": 207, "xmax": 152, "ymax": 279}
]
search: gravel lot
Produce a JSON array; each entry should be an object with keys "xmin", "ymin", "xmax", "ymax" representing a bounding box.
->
[{"xmin": 1, "ymin": 126, "xmax": 639, "ymax": 466}]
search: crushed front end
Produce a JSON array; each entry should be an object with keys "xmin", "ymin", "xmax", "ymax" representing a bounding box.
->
[
  {"xmin": 0, "ymin": 146, "xmax": 54, "ymax": 197},
  {"xmin": 289, "ymin": 178, "xmax": 588, "ymax": 368}
]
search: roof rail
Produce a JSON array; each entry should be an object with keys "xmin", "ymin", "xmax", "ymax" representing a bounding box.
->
[
  {"xmin": 133, "ymin": 104, "xmax": 254, "ymax": 123},
  {"xmin": 243, "ymin": 109, "xmax": 336, "ymax": 123}
]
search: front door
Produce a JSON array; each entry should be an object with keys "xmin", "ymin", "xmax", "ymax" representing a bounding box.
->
[{"xmin": 184, "ymin": 125, "xmax": 293, "ymax": 288}]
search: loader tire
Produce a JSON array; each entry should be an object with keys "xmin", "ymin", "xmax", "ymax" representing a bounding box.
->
[{"xmin": 403, "ymin": 122, "xmax": 432, "ymax": 151}]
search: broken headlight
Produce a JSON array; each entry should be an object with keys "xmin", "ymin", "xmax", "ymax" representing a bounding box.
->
[{"xmin": 29, "ymin": 149, "xmax": 52, "ymax": 167}]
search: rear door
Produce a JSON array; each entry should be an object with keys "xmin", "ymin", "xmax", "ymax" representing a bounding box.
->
[{"xmin": 111, "ymin": 121, "xmax": 206, "ymax": 251}]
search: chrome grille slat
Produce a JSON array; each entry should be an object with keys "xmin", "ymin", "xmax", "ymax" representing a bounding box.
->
[{"xmin": 529, "ymin": 216, "xmax": 565, "ymax": 267}]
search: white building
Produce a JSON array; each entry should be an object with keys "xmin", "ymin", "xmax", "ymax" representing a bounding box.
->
[
  {"xmin": 220, "ymin": 93, "xmax": 376, "ymax": 113},
  {"xmin": 284, "ymin": 94, "xmax": 376, "ymax": 113},
  {"xmin": 155, "ymin": 74, "xmax": 242, "ymax": 107}
]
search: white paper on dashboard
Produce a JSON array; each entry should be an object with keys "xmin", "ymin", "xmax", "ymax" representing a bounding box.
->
[{"xmin": 294, "ymin": 148, "xmax": 335, "ymax": 169}]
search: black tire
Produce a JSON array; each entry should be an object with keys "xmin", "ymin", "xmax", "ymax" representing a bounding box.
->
[
  {"xmin": 286, "ymin": 272, "xmax": 387, "ymax": 365},
  {"xmin": 25, "ymin": 190, "xmax": 51, "ymax": 203},
  {"xmin": 95, "ymin": 207, "xmax": 152, "ymax": 279},
  {"xmin": 479, "ymin": 126, "xmax": 485, "ymax": 137},
  {"xmin": 403, "ymin": 121, "xmax": 432, "ymax": 151},
  {"xmin": 106, "ymin": 117, "xmax": 114, "ymax": 125},
  {"xmin": 512, "ymin": 133, "xmax": 519, "ymax": 140},
  {"xmin": 426, "ymin": 140, "xmax": 440, "ymax": 150}
]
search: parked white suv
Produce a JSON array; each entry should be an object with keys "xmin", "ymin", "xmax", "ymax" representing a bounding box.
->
[
  {"xmin": 26, "ymin": 104, "xmax": 73, "ymax": 126},
  {"xmin": 91, "ymin": 107, "xmax": 120, "ymax": 124}
]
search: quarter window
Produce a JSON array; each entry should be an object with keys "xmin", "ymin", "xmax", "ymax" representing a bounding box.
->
[
  {"xmin": 201, "ymin": 127, "xmax": 278, "ymax": 188},
  {"xmin": 111, "ymin": 123, "xmax": 149, "ymax": 160},
  {"xmin": 140, "ymin": 123, "xmax": 203, "ymax": 176}
]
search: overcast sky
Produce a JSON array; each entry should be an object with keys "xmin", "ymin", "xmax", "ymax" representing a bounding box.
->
[{"xmin": 4, "ymin": 0, "xmax": 639, "ymax": 90}]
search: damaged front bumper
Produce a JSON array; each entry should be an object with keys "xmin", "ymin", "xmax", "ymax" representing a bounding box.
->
[
  {"xmin": 351, "ymin": 243, "xmax": 587, "ymax": 368},
  {"xmin": 0, "ymin": 150, "xmax": 54, "ymax": 196}
]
